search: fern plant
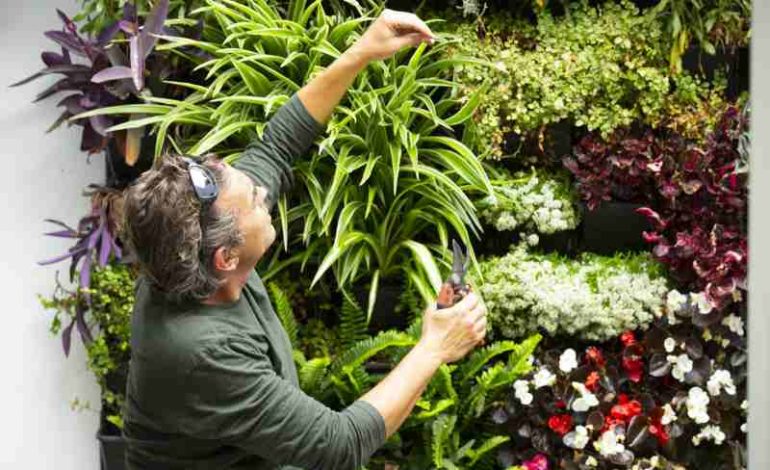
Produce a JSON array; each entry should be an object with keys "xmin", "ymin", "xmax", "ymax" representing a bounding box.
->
[
  {"xmin": 269, "ymin": 282, "xmax": 541, "ymax": 469},
  {"xmin": 75, "ymin": 0, "xmax": 494, "ymax": 320}
]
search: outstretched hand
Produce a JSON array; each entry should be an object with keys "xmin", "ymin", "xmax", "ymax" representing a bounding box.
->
[{"xmin": 351, "ymin": 9, "xmax": 436, "ymax": 63}]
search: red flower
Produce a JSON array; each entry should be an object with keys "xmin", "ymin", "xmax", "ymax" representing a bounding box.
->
[
  {"xmin": 585, "ymin": 347, "xmax": 606, "ymax": 368},
  {"xmin": 622, "ymin": 356, "xmax": 644, "ymax": 383},
  {"xmin": 585, "ymin": 371, "xmax": 601, "ymax": 392},
  {"xmin": 548, "ymin": 414, "xmax": 573, "ymax": 436},
  {"xmin": 611, "ymin": 395, "xmax": 642, "ymax": 422},
  {"xmin": 555, "ymin": 400, "xmax": 567, "ymax": 409},
  {"xmin": 649, "ymin": 420, "xmax": 670, "ymax": 446},
  {"xmin": 522, "ymin": 454, "xmax": 549, "ymax": 470},
  {"xmin": 603, "ymin": 394, "xmax": 643, "ymax": 431},
  {"xmin": 620, "ymin": 330, "xmax": 637, "ymax": 347}
]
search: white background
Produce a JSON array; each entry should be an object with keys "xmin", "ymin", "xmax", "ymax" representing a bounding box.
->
[
  {"xmin": 0, "ymin": 0, "xmax": 102, "ymax": 467},
  {"xmin": 0, "ymin": 0, "xmax": 767, "ymax": 468}
]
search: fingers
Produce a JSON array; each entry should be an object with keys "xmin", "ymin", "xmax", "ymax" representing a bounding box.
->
[
  {"xmin": 454, "ymin": 291, "xmax": 479, "ymax": 312},
  {"xmin": 383, "ymin": 9, "xmax": 435, "ymax": 43},
  {"xmin": 392, "ymin": 32, "xmax": 427, "ymax": 50}
]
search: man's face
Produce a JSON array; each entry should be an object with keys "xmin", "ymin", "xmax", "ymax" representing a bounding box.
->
[{"xmin": 214, "ymin": 165, "xmax": 276, "ymax": 270}]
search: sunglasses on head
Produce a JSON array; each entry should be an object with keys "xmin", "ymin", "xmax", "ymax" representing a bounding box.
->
[{"xmin": 181, "ymin": 156, "xmax": 219, "ymax": 209}]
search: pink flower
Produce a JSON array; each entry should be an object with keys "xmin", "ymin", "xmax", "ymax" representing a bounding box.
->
[{"xmin": 522, "ymin": 454, "xmax": 549, "ymax": 470}]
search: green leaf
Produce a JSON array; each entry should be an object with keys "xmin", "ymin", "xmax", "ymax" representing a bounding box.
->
[
  {"xmin": 402, "ymin": 240, "xmax": 442, "ymax": 293},
  {"xmin": 233, "ymin": 60, "xmax": 272, "ymax": 95}
]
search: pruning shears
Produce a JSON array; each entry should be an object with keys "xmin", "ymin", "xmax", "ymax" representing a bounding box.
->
[{"xmin": 436, "ymin": 239, "xmax": 471, "ymax": 309}]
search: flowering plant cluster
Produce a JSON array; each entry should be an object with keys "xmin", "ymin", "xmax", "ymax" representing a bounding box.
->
[
  {"xmin": 490, "ymin": 288, "xmax": 747, "ymax": 470},
  {"xmin": 564, "ymin": 105, "xmax": 748, "ymax": 313},
  {"xmin": 477, "ymin": 168, "xmax": 580, "ymax": 238},
  {"xmin": 479, "ymin": 246, "xmax": 669, "ymax": 341}
]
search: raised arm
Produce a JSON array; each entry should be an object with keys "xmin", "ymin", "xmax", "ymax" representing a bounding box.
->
[
  {"xmin": 298, "ymin": 9, "xmax": 436, "ymax": 124},
  {"xmin": 234, "ymin": 10, "xmax": 436, "ymax": 208}
]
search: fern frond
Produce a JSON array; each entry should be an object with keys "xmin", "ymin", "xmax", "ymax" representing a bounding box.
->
[
  {"xmin": 458, "ymin": 340, "xmax": 521, "ymax": 382},
  {"xmin": 268, "ymin": 282, "xmax": 298, "ymax": 347},
  {"xmin": 330, "ymin": 330, "xmax": 416, "ymax": 377},
  {"xmin": 339, "ymin": 296, "xmax": 368, "ymax": 348},
  {"xmin": 299, "ymin": 356, "xmax": 331, "ymax": 399},
  {"xmin": 431, "ymin": 414, "xmax": 457, "ymax": 469},
  {"xmin": 507, "ymin": 334, "xmax": 542, "ymax": 377},
  {"xmin": 467, "ymin": 435, "xmax": 510, "ymax": 467}
]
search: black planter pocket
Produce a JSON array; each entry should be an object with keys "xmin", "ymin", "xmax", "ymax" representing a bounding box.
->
[
  {"xmin": 354, "ymin": 281, "xmax": 407, "ymax": 333},
  {"xmin": 105, "ymin": 135, "xmax": 156, "ymax": 190},
  {"xmin": 97, "ymin": 432, "xmax": 126, "ymax": 470},
  {"xmin": 579, "ymin": 202, "xmax": 650, "ymax": 255}
]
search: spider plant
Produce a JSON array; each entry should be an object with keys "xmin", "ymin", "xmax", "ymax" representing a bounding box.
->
[{"xmin": 74, "ymin": 0, "xmax": 494, "ymax": 319}]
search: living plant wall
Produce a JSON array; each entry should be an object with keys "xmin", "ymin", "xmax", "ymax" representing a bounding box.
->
[{"xmin": 25, "ymin": 0, "xmax": 749, "ymax": 468}]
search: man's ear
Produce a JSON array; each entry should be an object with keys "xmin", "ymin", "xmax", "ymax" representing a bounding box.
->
[{"xmin": 212, "ymin": 246, "xmax": 239, "ymax": 272}]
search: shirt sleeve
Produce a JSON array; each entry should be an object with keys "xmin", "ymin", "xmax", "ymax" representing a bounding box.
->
[
  {"xmin": 181, "ymin": 337, "xmax": 386, "ymax": 470},
  {"xmin": 232, "ymin": 93, "xmax": 324, "ymax": 211}
]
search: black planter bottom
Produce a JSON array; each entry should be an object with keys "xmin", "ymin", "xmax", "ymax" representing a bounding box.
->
[{"xmin": 97, "ymin": 432, "xmax": 126, "ymax": 470}]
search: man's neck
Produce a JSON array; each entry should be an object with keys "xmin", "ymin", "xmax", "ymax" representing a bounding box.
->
[{"xmin": 202, "ymin": 272, "xmax": 250, "ymax": 305}]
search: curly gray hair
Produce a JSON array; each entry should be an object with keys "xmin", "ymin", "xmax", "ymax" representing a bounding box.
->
[{"xmin": 123, "ymin": 155, "xmax": 244, "ymax": 303}]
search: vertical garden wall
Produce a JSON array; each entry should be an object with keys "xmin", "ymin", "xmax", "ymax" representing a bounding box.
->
[{"xmin": 21, "ymin": 0, "xmax": 749, "ymax": 468}]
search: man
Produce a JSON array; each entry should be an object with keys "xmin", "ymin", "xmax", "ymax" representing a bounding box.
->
[{"xmin": 122, "ymin": 9, "xmax": 487, "ymax": 470}]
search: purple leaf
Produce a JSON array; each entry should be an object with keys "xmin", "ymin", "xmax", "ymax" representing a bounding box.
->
[
  {"xmin": 41, "ymin": 51, "xmax": 70, "ymax": 67},
  {"xmin": 44, "ymin": 219, "xmax": 77, "ymax": 232},
  {"xmin": 44, "ymin": 229, "xmax": 78, "ymax": 238},
  {"xmin": 79, "ymin": 255, "xmax": 91, "ymax": 290},
  {"xmin": 128, "ymin": 40, "xmax": 146, "ymax": 92},
  {"xmin": 75, "ymin": 305, "xmax": 94, "ymax": 343},
  {"xmin": 44, "ymin": 31, "xmax": 85, "ymax": 56},
  {"xmin": 91, "ymin": 65, "xmax": 134, "ymax": 83},
  {"xmin": 99, "ymin": 224, "xmax": 112, "ymax": 266},
  {"xmin": 123, "ymin": 2, "xmax": 137, "ymax": 21},
  {"xmin": 89, "ymin": 115, "xmax": 112, "ymax": 137},
  {"xmin": 38, "ymin": 247, "xmax": 87, "ymax": 266},
  {"xmin": 129, "ymin": 35, "xmax": 145, "ymax": 90},
  {"xmin": 57, "ymin": 94, "xmax": 85, "ymax": 115},
  {"xmin": 97, "ymin": 20, "xmax": 122, "ymax": 46},
  {"xmin": 61, "ymin": 318, "xmax": 75, "ymax": 356},
  {"xmin": 110, "ymin": 234, "xmax": 123, "ymax": 259},
  {"xmin": 9, "ymin": 64, "xmax": 91, "ymax": 87},
  {"xmin": 140, "ymin": 0, "xmax": 170, "ymax": 59},
  {"xmin": 46, "ymin": 111, "xmax": 72, "ymax": 133},
  {"xmin": 80, "ymin": 121, "xmax": 105, "ymax": 153},
  {"xmin": 119, "ymin": 20, "xmax": 139, "ymax": 34}
]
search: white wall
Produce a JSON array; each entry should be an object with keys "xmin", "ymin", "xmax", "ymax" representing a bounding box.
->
[{"xmin": 0, "ymin": 0, "xmax": 102, "ymax": 468}]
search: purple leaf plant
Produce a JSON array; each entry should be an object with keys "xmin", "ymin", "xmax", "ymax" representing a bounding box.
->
[{"xmin": 39, "ymin": 188, "xmax": 122, "ymax": 355}]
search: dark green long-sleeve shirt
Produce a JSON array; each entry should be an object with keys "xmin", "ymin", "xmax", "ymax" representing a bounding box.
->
[{"xmin": 124, "ymin": 95, "xmax": 386, "ymax": 469}]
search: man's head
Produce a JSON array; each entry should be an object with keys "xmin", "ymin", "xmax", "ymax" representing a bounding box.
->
[{"xmin": 123, "ymin": 155, "xmax": 276, "ymax": 303}]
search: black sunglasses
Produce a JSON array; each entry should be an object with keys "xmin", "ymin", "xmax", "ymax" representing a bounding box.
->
[
  {"xmin": 181, "ymin": 157, "xmax": 220, "ymax": 264},
  {"xmin": 181, "ymin": 156, "xmax": 219, "ymax": 210}
]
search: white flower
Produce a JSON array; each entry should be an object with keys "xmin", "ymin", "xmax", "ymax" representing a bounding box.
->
[
  {"xmin": 664, "ymin": 337, "xmax": 677, "ymax": 353},
  {"xmin": 691, "ymin": 291, "xmax": 713, "ymax": 314},
  {"xmin": 667, "ymin": 353, "xmax": 693, "ymax": 382},
  {"xmin": 692, "ymin": 425, "xmax": 726, "ymax": 446},
  {"xmin": 526, "ymin": 233, "xmax": 540, "ymax": 246},
  {"xmin": 571, "ymin": 382, "xmax": 599, "ymax": 412},
  {"xmin": 559, "ymin": 348, "xmax": 578, "ymax": 373},
  {"xmin": 564, "ymin": 424, "xmax": 591, "ymax": 449},
  {"xmin": 514, "ymin": 380, "xmax": 533, "ymax": 406},
  {"xmin": 666, "ymin": 289, "xmax": 687, "ymax": 312},
  {"xmin": 722, "ymin": 314, "xmax": 745, "ymax": 336},
  {"xmin": 741, "ymin": 422, "xmax": 747, "ymax": 433},
  {"xmin": 532, "ymin": 367, "xmax": 556, "ymax": 389},
  {"xmin": 594, "ymin": 428, "xmax": 625, "ymax": 457},
  {"xmin": 741, "ymin": 400, "xmax": 749, "ymax": 411},
  {"xmin": 661, "ymin": 403, "xmax": 678, "ymax": 425},
  {"xmin": 687, "ymin": 387, "xmax": 711, "ymax": 424},
  {"xmin": 707, "ymin": 369, "xmax": 737, "ymax": 396},
  {"xmin": 585, "ymin": 455, "xmax": 598, "ymax": 467}
]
